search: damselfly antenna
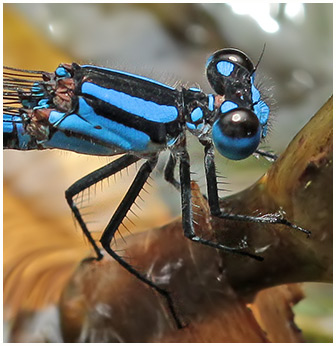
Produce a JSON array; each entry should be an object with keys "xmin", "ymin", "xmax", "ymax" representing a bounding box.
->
[{"xmin": 252, "ymin": 43, "xmax": 266, "ymax": 75}]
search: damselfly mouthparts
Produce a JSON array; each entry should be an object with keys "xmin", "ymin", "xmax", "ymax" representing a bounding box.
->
[{"xmin": 3, "ymin": 48, "xmax": 311, "ymax": 328}]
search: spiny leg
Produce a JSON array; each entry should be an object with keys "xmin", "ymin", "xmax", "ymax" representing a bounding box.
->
[
  {"xmin": 100, "ymin": 156, "xmax": 183, "ymax": 329},
  {"xmin": 178, "ymin": 149, "xmax": 263, "ymax": 261},
  {"xmin": 65, "ymin": 154, "xmax": 140, "ymax": 259},
  {"xmin": 203, "ymin": 141, "xmax": 311, "ymax": 237}
]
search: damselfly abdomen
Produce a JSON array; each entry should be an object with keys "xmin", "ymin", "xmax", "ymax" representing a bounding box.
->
[{"xmin": 3, "ymin": 48, "xmax": 310, "ymax": 328}]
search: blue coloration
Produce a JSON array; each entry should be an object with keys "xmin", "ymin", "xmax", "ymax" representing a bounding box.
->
[
  {"xmin": 31, "ymin": 83, "xmax": 44, "ymax": 95},
  {"xmin": 186, "ymin": 122, "xmax": 196, "ymax": 130},
  {"xmin": 49, "ymin": 98, "xmax": 151, "ymax": 153},
  {"xmin": 216, "ymin": 61, "xmax": 234, "ymax": 77},
  {"xmin": 34, "ymin": 100, "xmax": 50, "ymax": 110},
  {"xmin": 254, "ymin": 100, "xmax": 269, "ymax": 126},
  {"xmin": 82, "ymin": 65, "xmax": 175, "ymax": 91},
  {"xmin": 212, "ymin": 119, "xmax": 261, "ymax": 160},
  {"xmin": 262, "ymin": 124, "xmax": 268, "ymax": 138},
  {"xmin": 82, "ymin": 82, "xmax": 179, "ymax": 123},
  {"xmin": 190, "ymin": 107, "xmax": 203, "ymax": 122},
  {"xmin": 250, "ymin": 78, "xmax": 269, "ymax": 130},
  {"xmin": 208, "ymin": 94, "xmax": 214, "ymax": 111},
  {"xmin": 38, "ymin": 99, "xmax": 49, "ymax": 107},
  {"xmin": 253, "ymin": 101, "xmax": 270, "ymax": 138},
  {"xmin": 3, "ymin": 114, "xmax": 16, "ymax": 133},
  {"xmin": 220, "ymin": 100, "xmax": 238, "ymax": 114},
  {"xmin": 44, "ymin": 131, "xmax": 119, "ymax": 156},
  {"xmin": 251, "ymin": 84, "xmax": 261, "ymax": 103},
  {"xmin": 189, "ymin": 87, "xmax": 201, "ymax": 92},
  {"xmin": 56, "ymin": 67, "xmax": 71, "ymax": 78}
]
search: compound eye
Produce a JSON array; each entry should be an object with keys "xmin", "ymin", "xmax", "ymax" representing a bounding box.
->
[
  {"xmin": 206, "ymin": 48, "xmax": 254, "ymax": 95},
  {"xmin": 212, "ymin": 108, "xmax": 261, "ymax": 160},
  {"xmin": 217, "ymin": 48, "xmax": 254, "ymax": 73}
]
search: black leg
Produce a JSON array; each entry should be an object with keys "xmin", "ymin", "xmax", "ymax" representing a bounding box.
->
[
  {"xmin": 100, "ymin": 156, "xmax": 183, "ymax": 329},
  {"xmin": 203, "ymin": 142, "xmax": 311, "ymax": 237},
  {"xmin": 164, "ymin": 153, "xmax": 180, "ymax": 190},
  {"xmin": 255, "ymin": 148, "xmax": 278, "ymax": 161},
  {"xmin": 65, "ymin": 154, "xmax": 140, "ymax": 259},
  {"xmin": 178, "ymin": 149, "xmax": 263, "ymax": 261}
]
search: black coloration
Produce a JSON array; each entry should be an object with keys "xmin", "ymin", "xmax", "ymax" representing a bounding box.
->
[{"xmin": 217, "ymin": 108, "xmax": 261, "ymax": 139}]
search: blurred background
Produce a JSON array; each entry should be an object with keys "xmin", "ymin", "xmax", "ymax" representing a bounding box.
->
[{"xmin": 3, "ymin": 3, "xmax": 332, "ymax": 342}]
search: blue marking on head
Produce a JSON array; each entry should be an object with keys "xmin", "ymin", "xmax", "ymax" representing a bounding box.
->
[
  {"xmin": 208, "ymin": 94, "xmax": 215, "ymax": 111},
  {"xmin": 56, "ymin": 66, "xmax": 71, "ymax": 78},
  {"xmin": 190, "ymin": 107, "xmax": 203, "ymax": 123},
  {"xmin": 220, "ymin": 100, "xmax": 238, "ymax": 114},
  {"xmin": 82, "ymin": 82, "xmax": 178, "ymax": 123},
  {"xmin": 82, "ymin": 65, "xmax": 176, "ymax": 91},
  {"xmin": 212, "ymin": 119, "xmax": 261, "ymax": 160},
  {"xmin": 216, "ymin": 61, "xmax": 234, "ymax": 77},
  {"xmin": 50, "ymin": 99, "xmax": 151, "ymax": 152}
]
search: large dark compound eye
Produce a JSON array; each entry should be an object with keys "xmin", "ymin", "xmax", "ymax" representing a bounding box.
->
[
  {"xmin": 212, "ymin": 108, "xmax": 261, "ymax": 160},
  {"xmin": 206, "ymin": 48, "xmax": 254, "ymax": 95}
]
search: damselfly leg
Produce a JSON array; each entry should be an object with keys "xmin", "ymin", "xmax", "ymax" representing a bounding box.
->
[
  {"xmin": 164, "ymin": 153, "xmax": 180, "ymax": 190},
  {"xmin": 66, "ymin": 154, "xmax": 183, "ymax": 328},
  {"xmin": 200, "ymin": 140, "xmax": 311, "ymax": 237},
  {"xmin": 254, "ymin": 149, "xmax": 278, "ymax": 161},
  {"xmin": 65, "ymin": 154, "xmax": 140, "ymax": 259}
]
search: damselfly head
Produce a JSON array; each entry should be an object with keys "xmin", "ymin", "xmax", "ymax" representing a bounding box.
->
[
  {"xmin": 207, "ymin": 48, "xmax": 270, "ymax": 158},
  {"xmin": 206, "ymin": 48, "xmax": 254, "ymax": 96}
]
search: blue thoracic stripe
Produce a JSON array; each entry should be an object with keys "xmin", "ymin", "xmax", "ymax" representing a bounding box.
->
[
  {"xmin": 49, "ymin": 98, "xmax": 151, "ymax": 152},
  {"xmin": 82, "ymin": 82, "xmax": 179, "ymax": 123},
  {"xmin": 81, "ymin": 65, "xmax": 176, "ymax": 91},
  {"xmin": 216, "ymin": 61, "xmax": 234, "ymax": 76}
]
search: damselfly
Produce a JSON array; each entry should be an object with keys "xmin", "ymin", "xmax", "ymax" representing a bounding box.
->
[{"xmin": 3, "ymin": 48, "xmax": 310, "ymax": 328}]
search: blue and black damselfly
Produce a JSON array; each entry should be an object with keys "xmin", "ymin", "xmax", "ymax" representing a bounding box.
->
[{"xmin": 3, "ymin": 48, "xmax": 310, "ymax": 328}]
